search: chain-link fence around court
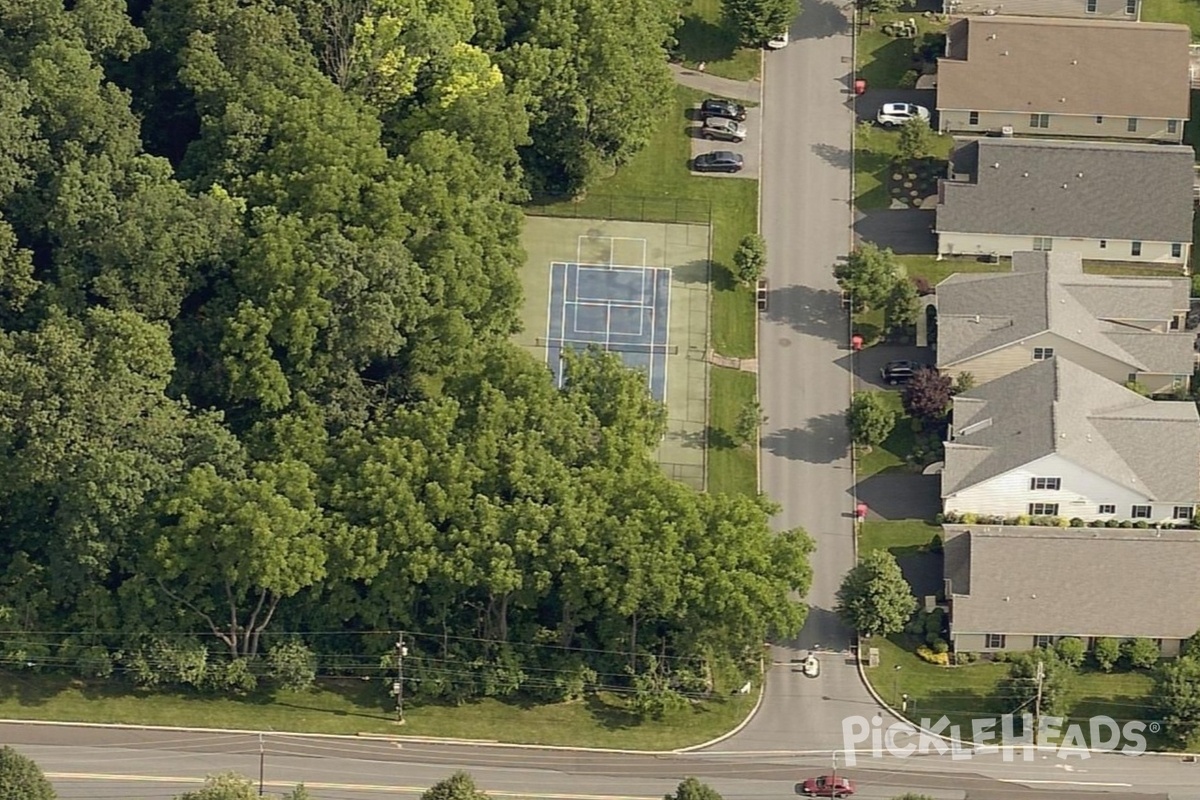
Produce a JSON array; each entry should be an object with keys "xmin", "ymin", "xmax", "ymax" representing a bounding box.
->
[{"xmin": 526, "ymin": 194, "xmax": 713, "ymax": 227}]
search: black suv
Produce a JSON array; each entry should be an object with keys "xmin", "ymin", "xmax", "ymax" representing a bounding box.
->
[
  {"xmin": 880, "ymin": 360, "xmax": 927, "ymax": 386},
  {"xmin": 693, "ymin": 151, "xmax": 744, "ymax": 173},
  {"xmin": 699, "ymin": 98, "xmax": 747, "ymax": 122}
]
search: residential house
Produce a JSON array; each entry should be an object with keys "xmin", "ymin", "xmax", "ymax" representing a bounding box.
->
[
  {"xmin": 941, "ymin": 357, "xmax": 1200, "ymax": 523},
  {"xmin": 943, "ymin": 524, "xmax": 1200, "ymax": 656},
  {"xmin": 936, "ymin": 16, "xmax": 1189, "ymax": 141},
  {"xmin": 942, "ymin": 0, "xmax": 1141, "ymax": 20},
  {"xmin": 934, "ymin": 251, "xmax": 1194, "ymax": 393},
  {"xmin": 935, "ymin": 138, "xmax": 1194, "ymax": 265}
]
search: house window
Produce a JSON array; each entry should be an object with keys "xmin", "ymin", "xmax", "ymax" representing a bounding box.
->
[
  {"xmin": 1033, "ymin": 236, "xmax": 1053, "ymax": 251},
  {"xmin": 986, "ymin": 634, "xmax": 1006, "ymax": 649},
  {"xmin": 1030, "ymin": 113, "xmax": 1050, "ymax": 128},
  {"xmin": 1033, "ymin": 347, "xmax": 1054, "ymax": 360},
  {"xmin": 1132, "ymin": 241, "xmax": 1143, "ymax": 256},
  {"xmin": 1031, "ymin": 477, "xmax": 1061, "ymax": 490},
  {"xmin": 1095, "ymin": 115, "xmax": 1104, "ymax": 124},
  {"xmin": 1086, "ymin": 0, "xmax": 1097, "ymax": 10},
  {"xmin": 969, "ymin": 111, "xmax": 979, "ymax": 125},
  {"xmin": 1099, "ymin": 504, "xmax": 1116, "ymax": 514},
  {"xmin": 1132, "ymin": 505, "xmax": 1152, "ymax": 519},
  {"xmin": 1172, "ymin": 243, "xmax": 1183, "ymax": 258},
  {"xmin": 1169, "ymin": 120, "xmax": 1180, "ymax": 134},
  {"xmin": 1087, "ymin": 637, "xmax": 1097, "ymax": 650},
  {"xmin": 1034, "ymin": 635, "xmax": 1054, "ymax": 648},
  {"xmin": 1099, "ymin": 239, "xmax": 1107, "ymax": 249},
  {"xmin": 1126, "ymin": 0, "xmax": 1136, "ymax": 13},
  {"xmin": 1175, "ymin": 506, "xmax": 1194, "ymax": 520},
  {"xmin": 1029, "ymin": 502, "xmax": 1059, "ymax": 516},
  {"xmin": 1128, "ymin": 117, "xmax": 1139, "ymax": 132}
]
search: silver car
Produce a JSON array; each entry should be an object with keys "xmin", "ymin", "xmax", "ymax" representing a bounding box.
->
[
  {"xmin": 701, "ymin": 117, "xmax": 747, "ymax": 143},
  {"xmin": 876, "ymin": 102, "xmax": 931, "ymax": 128}
]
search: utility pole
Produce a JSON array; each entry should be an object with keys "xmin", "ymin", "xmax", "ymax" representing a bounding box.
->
[
  {"xmin": 1033, "ymin": 659, "xmax": 1045, "ymax": 745},
  {"xmin": 258, "ymin": 733, "xmax": 265, "ymax": 796},
  {"xmin": 395, "ymin": 633, "xmax": 408, "ymax": 724}
]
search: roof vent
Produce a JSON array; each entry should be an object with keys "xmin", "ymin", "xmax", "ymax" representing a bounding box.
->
[
  {"xmin": 1022, "ymin": 172, "xmax": 1029, "ymax": 177},
  {"xmin": 1071, "ymin": 60, "xmax": 1078, "ymax": 65},
  {"xmin": 987, "ymin": 32, "xmax": 997, "ymax": 39},
  {"xmin": 1003, "ymin": 596, "xmax": 1010, "ymax": 602},
  {"xmin": 992, "ymin": 162, "xmax": 1001, "ymax": 168},
  {"xmin": 1001, "ymin": 50, "xmax": 1009, "ymax": 56},
  {"xmin": 1060, "ymin": 432, "xmax": 1067, "ymax": 438},
  {"xmin": 959, "ymin": 417, "xmax": 993, "ymax": 436},
  {"xmin": 1031, "ymin": 594, "xmax": 1037, "ymax": 599},
  {"xmin": 1062, "ymin": 183, "xmax": 1069, "ymax": 189},
  {"xmin": 1077, "ymin": 172, "xmax": 1084, "ymax": 178},
  {"xmin": 974, "ymin": 314, "xmax": 981, "ymax": 322}
]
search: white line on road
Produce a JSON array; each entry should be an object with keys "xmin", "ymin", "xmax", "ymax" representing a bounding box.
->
[{"xmin": 999, "ymin": 779, "xmax": 1133, "ymax": 787}]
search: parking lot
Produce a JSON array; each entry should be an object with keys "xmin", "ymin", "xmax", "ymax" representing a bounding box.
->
[{"xmin": 687, "ymin": 104, "xmax": 761, "ymax": 179}]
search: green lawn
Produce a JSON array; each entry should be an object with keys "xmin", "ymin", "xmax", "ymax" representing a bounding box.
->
[
  {"xmin": 674, "ymin": 0, "xmax": 762, "ymax": 81},
  {"xmin": 1142, "ymin": 0, "xmax": 1200, "ymax": 39},
  {"xmin": 856, "ymin": 11, "xmax": 946, "ymax": 88},
  {"xmin": 854, "ymin": 392, "xmax": 917, "ymax": 478},
  {"xmin": 852, "ymin": 306, "xmax": 885, "ymax": 344},
  {"xmin": 854, "ymin": 126, "xmax": 953, "ymax": 211},
  {"xmin": 708, "ymin": 366, "xmax": 758, "ymax": 495},
  {"xmin": 1082, "ymin": 262, "xmax": 1187, "ymax": 277},
  {"xmin": 858, "ymin": 519, "xmax": 941, "ymax": 556},
  {"xmin": 896, "ymin": 255, "xmax": 1006, "ymax": 286},
  {"xmin": 0, "ymin": 670, "xmax": 758, "ymax": 749},
  {"xmin": 866, "ymin": 637, "xmax": 1164, "ymax": 747}
]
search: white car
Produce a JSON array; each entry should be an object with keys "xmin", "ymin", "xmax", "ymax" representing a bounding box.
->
[
  {"xmin": 803, "ymin": 655, "xmax": 820, "ymax": 678},
  {"xmin": 876, "ymin": 102, "xmax": 931, "ymax": 128},
  {"xmin": 767, "ymin": 30, "xmax": 789, "ymax": 49}
]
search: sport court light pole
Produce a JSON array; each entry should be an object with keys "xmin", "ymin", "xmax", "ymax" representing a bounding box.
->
[{"xmin": 394, "ymin": 634, "xmax": 408, "ymax": 724}]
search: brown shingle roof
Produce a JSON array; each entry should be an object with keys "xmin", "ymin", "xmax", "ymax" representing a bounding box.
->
[{"xmin": 936, "ymin": 16, "xmax": 1191, "ymax": 120}]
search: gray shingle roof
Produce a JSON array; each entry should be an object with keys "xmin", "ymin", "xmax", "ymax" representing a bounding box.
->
[
  {"xmin": 942, "ymin": 357, "xmax": 1200, "ymax": 500},
  {"xmin": 935, "ymin": 139, "xmax": 1195, "ymax": 243},
  {"xmin": 944, "ymin": 525, "xmax": 1200, "ymax": 639},
  {"xmin": 937, "ymin": 16, "xmax": 1190, "ymax": 120},
  {"xmin": 935, "ymin": 251, "xmax": 1192, "ymax": 371}
]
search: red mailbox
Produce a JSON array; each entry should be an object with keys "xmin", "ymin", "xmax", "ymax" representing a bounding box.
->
[
  {"xmin": 856, "ymin": 502, "xmax": 869, "ymax": 521},
  {"xmin": 854, "ymin": 79, "xmax": 867, "ymax": 96},
  {"xmin": 851, "ymin": 334, "xmax": 864, "ymax": 351}
]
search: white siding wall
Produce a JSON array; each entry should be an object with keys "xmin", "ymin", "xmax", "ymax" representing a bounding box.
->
[
  {"xmin": 951, "ymin": 631, "xmax": 1183, "ymax": 657},
  {"xmin": 936, "ymin": 232, "xmax": 1188, "ymax": 265},
  {"xmin": 943, "ymin": 452, "xmax": 1193, "ymax": 522},
  {"xmin": 938, "ymin": 110, "xmax": 1181, "ymax": 143}
]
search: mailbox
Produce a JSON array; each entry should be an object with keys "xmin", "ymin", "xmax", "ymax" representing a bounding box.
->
[{"xmin": 756, "ymin": 279, "xmax": 768, "ymax": 312}]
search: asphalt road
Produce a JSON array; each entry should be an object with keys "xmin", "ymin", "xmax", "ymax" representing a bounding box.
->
[{"xmin": 723, "ymin": 0, "xmax": 865, "ymax": 756}]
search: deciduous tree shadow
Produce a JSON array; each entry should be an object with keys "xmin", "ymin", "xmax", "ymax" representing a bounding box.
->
[
  {"xmin": 795, "ymin": 0, "xmax": 851, "ymax": 40},
  {"xmin": 765, "ymin": 284, "xmax": 849, "ymax": 343},
  {"xmin": 761, "ymin": 413, "xmax": 850, "ymax": 464},
  {"xmin": 674, "ymin": 14, "xmax": 739, "ymax": 64},
  {"xmin": 812, "ymin": 142, "xmax": 852, "ymax": 170}
]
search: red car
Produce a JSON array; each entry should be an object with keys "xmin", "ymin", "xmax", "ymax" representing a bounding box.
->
[{"xmin": 799, "ymin": 776, "xmax": 855, "ymax": 798}]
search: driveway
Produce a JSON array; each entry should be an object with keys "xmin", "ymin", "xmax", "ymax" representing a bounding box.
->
[
  {"xmin": 855, "ymin": 473, "xmax": 941, "ymax": 521},
  {"xmin": 853, "ymin": 208, "xmax": 936, "ymax": 253},
  {"xmin": 853, "ymin": 344, "xmax": 934, "ymax": 390},
  {"xmin": 856, "ymin": 88, "xmax": 938, "ymax": 128},
  {"xmin": 688, "ymin": 106, "xmax": 762, "ymax": 179}
]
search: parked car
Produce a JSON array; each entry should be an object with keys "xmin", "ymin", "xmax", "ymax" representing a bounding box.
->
[
  {"xmin": 876, "ymin": 102, "xmax": 930, "ymax": 127},
  {"xmin": 701, "ymin": 117, "xmax": 747, "ymax": 142},
  {"xmin": 880, "ymin": 360, "xmax": 927, "ymax": 386},
  {"xmin": 767, "ymin": 30, "xmax": 789, "ymax": 48},
  {"xmin": 699, "ymin": 98, "xmax": 747, "ymax": 122},
  {"xmin": 692, "ymin": 151, "xmax": 744, "ymax": 173},
  {"xmin": 799, "ymin": 776, "xmax": 855, "ymax": 798}
]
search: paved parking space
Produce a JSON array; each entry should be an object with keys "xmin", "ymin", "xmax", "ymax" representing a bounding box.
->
[
  {"xmin": 855, "ymin": 88, "xmax": 938, "ymax": 129},
  {"xmin": 688, "ymin": 106, "xmax": 761, "ymax": 179},
  {"xmin": 853, "ymin": 344, "xmax": 935, "ymax": 390},
  {"xmin": 853, "ymin": 208, "xmax": 937, "ymax": 253}
]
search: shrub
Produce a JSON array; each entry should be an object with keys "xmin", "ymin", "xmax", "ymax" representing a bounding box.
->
[
  {"xmin": 929, "ymin": 533, "xmax": 943, "ymax": 553},
  {"xmin": 932, "ymin": 639, "xmax": 949, "ymax": 654},
  {"xmin": 916, "ymin": 645, "xmax": 950, "ymax": 666},
  {"xmin": 1069, "ymin": 518, "xmax": 1084, "ymax": 528},
  {"xmin": 267, "ymin": 641, "xmax": 318, "ymax": 691},
  {"xmin": 1093, "ymin": 637, "xmax": 1122, "ymax": 672},
  {"xmin": 914, "ymin": 276, "xmax": 933, "ymax": 296},
  {"xmin": 1105, "ymin": 519, "xmax": 1121, "ymax": 528},
  {"xmin": 961, "ymin": 512, "xmax": 978, "ymax": 525},
  {"xmin": 1055, "ymin": 637, "xmax": 1086, "ymax": 668},
  {"xmin": 992, "ymin": 651, "xmax": 1011, "ymax": 663},
  {"xmin": 1119, "ymin": 520, "xmax": 1134, "ymax": 529},
  {"xmin": 1133, "ymin": 520, "xmax": 1149, "ymax": 529},
  {"xmin": 934, "ymin": 512, "xmax": 945, "ymax": 525},
  {"xmin": 76, "ymin": 645, "xmax": 116, "ymax": 679},
  {"xmin": 207, "ymin": 658, "xmax": 259, "ymax": 694},
  {"xmin": 1124, "ymin": 637, "xmax": 1160, "ymax": 669},
  {"xmin": 1015, "ymin": 514, "xmax": 1032, "ymax": 527}
]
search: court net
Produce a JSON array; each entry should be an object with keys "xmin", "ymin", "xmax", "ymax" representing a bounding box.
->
[{"xmin": 537, "ymin": 338, "xmax": 678, "ymax": 356}]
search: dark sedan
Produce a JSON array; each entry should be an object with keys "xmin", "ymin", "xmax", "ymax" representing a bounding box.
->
[
  {"xmin": 692, "ymin": 151, "xmax": 744, "ymax": 173},
  {"xmin": 699, "ymin": 98, "xmax": 747, "ymax": 121}
]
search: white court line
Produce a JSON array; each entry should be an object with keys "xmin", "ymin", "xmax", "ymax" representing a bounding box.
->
[
  {"xmin": 558, "ymin": 262, "xmax": 571, "ymax": 388},
  {"xmin": 647, "ymin": 266, "xmax": 657, "ymax": 395},
  {"xmin": 659, "ymin": 268, "xmax": 671, "ymax": 403},
  {"xmin": 576, "ymin": 265, "xmax": 647, "ymax": 302},
  {"xmin": 572, "ymin": 303, "xmax": 613, "ymax": 335},
  {"xmin": 544, "ymin": 262, "xmax": 559, "ymax": 370}
]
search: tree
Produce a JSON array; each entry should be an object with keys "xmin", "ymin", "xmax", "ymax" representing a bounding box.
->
[
  {"xmin": 422, "ymin": 772, "xmax": 489, "ymax": 800},
  {"xmin": 732, "ymin": 233, "xmax": 767, "ymax": 285},
  {"xmin": 724, "ymin": 0, "xmax": 797, "ymax": 45},
  {"xmin": 847, "ymin": 391, "xmax": 897, "ymax": 450},
  {"xmin": 174, "ymin": 773, "xmax": 311, "ymax": 799},
  {"xmin": 836, "ymin": 550, "xmax": 916, "ymax": 636},
  {"xmin": 834, "ymin": 243, "xmax": 900, "ymax": 312},
  {"xmin": 666, "ymin": 778, "xmax": 724, "ymax": 800},
  {"xmin": 0, "ymin": 746, "xmax": 56, "ymax": 800},
  {"xmin": 734, "ymin": 400, "xmax": 767, "ymax": 447},
  {"xmin": 996, "ymin": 648, "xmax": 1074, "ymax": 718},
  {"xmin": 859, "ymin": 0, "xmax": 907, "ymax": 12},
  {"xmin": 902, "ymin": 368, "xmax": 953, "ymax": 425},
  {"xmin": 896, "ymin": 116, "xmax": 936, "ymax": 163},
  {"xmin": 1124, "ymin": 637, "xmax": 1160, "ymax": 670},
  {"xmin": 1054, "ymin": 637, "xmax": 1085, "ymax": 669},
  {"xmin": 1156, "ymin": 656, "xmax": 1200, "ymax": 745},
  {"xmin": 951, "ymin": 372, "xmax": 976, "ymax": 395},
  {"xmin": 1093, "ymin": 637, "xmax": 1122, "ymax": 672},
  {"xmin": 1184, "ymin": 630, "xmax": 1200, "ymax": 658},
  {"xmin": 884, "ymin": 278, "xmax": 919, "ymax": 336}
]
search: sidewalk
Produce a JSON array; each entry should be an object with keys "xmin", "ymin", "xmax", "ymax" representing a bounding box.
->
[{"xmin": 668, "ymin": 62, "xmax": 761, "ymax": 103}]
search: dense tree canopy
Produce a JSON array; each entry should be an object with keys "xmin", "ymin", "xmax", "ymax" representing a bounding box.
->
[{"xmin": 0, "ymin": 0, "xmax": 812, "ymax": 707}]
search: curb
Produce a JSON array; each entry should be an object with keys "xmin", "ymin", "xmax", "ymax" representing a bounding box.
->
[
  {"xmin": 675, "ymin": 656, "xmax": 768, "ymax": 753},
  {"xmin": 755, "ymin": 45, "xmax": 765, "ymax": 496}
]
